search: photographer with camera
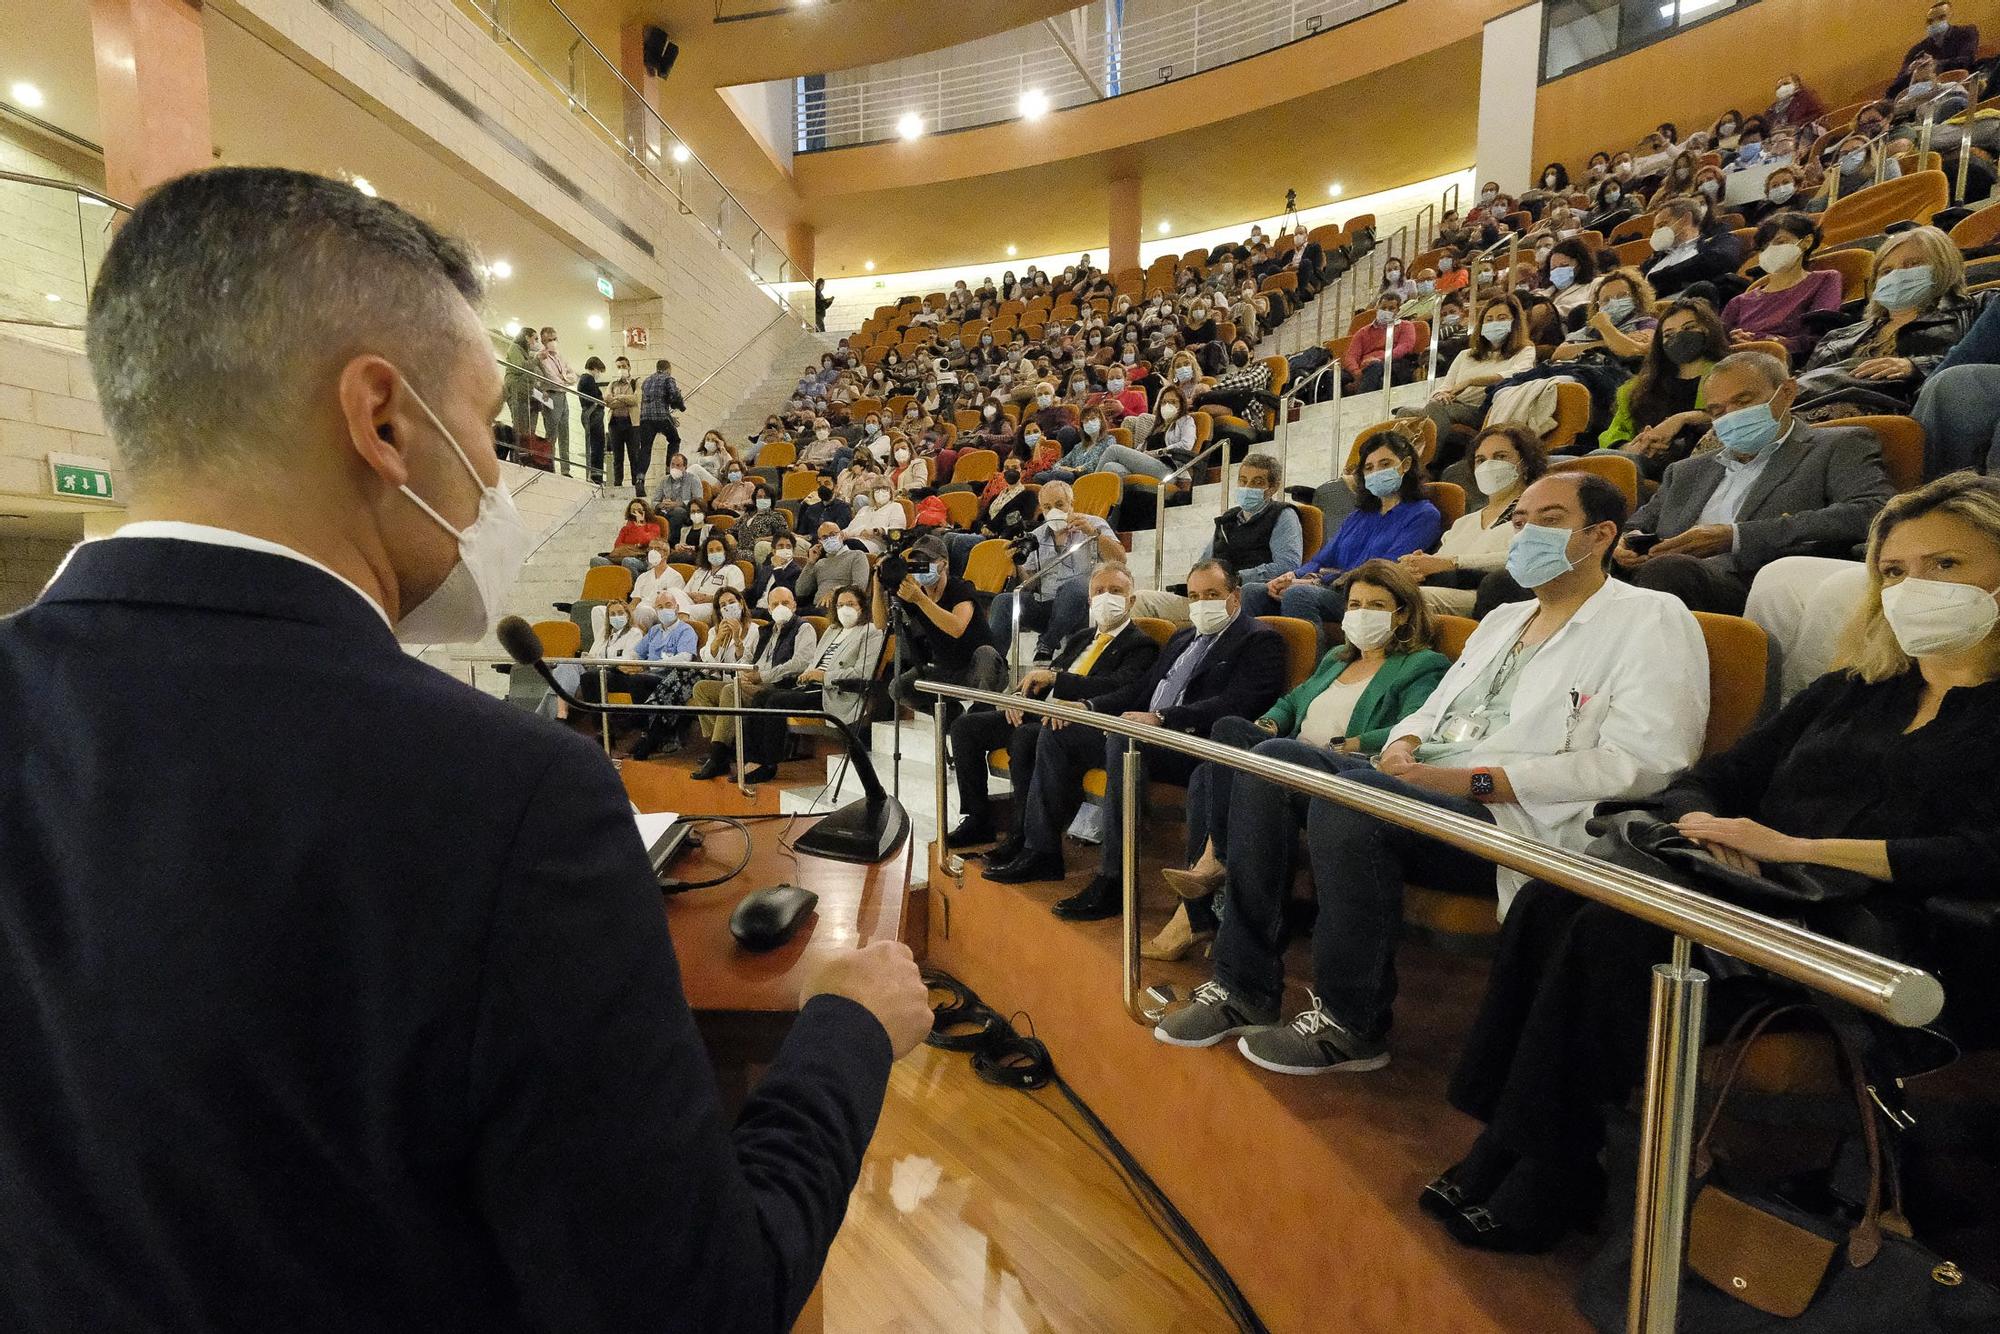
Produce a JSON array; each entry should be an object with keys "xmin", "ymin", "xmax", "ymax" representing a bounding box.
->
[
  {"xmin": 884, "ymin": 533, "xmax": 1004, "ymax": 710},
  {"xmin": 988, "ymin": 481, "xmax": 1130, "ymax": 656}
]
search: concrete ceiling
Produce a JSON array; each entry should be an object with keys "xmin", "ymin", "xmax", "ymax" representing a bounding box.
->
[{"xmin": 801, "ymin": 37, "xmax": 1482, "ymax": 276}]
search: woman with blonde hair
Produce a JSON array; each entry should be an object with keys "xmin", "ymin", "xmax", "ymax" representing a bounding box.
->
[
  {"xmin": 1427, "ymin": 470, "xmax": 2000, "ymax": 1253},
  {"xmin": 1795, "ymin": 225, "xmax": 1978, "ymax": 416}
]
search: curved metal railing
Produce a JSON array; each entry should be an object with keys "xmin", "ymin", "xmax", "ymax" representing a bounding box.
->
[
  {"xmin": 0, "ymin": 172, "xmax": 130, "ymax": 342},
  {"xmin": 915, "ymin": 676, "xmax": 1943, "ymax": 1334}
]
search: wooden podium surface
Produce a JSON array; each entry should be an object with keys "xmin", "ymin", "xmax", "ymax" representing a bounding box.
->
[{"xmin": 620, "ymin": 762, "xmax": 919, "ymax": 1334}]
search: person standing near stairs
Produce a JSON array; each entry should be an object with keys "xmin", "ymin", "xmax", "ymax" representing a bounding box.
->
[
  {"xmin": 536, "ymin": 326, "xmax": 575, "ymax": 477},
  {"xmin": 604, "ymin": 354, "xmax": 640, "ymax": 490},
  {"xmin": 636, "ymin": 359, "xmax": 685, "ymax": 497}
]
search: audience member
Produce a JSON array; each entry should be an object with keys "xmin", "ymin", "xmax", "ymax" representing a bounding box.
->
[
  {"xmin": 1155, "ymin": 474, "xmax": 1709, "ymax": 1076},
  {"xmin": 1133, "ymin": 455, "xmax": 1302, "ymax": 623},
  {"xmin": 1722, "ymin": 213, "xmax": 1843, "ymax": 361},
  {"xmin": 796, "ymin": 522, "xmax": 871, "ymax": 612},
  {"xmin": 988, "ymin": 481, "xmax": 1124, "ymax": 653},
  {"xmin": 887, "ymin": 534, "xmax": 1001, "ymax": 710},
  {"xmin": 1600, "ymin": 297, "xmax": 1727, "ymax": 478},
  {"xmin": 591, "ymin": 499, "xmax": 662, "ymax": 575},
  {"xmin": 1796, "ymin": 226, "xmax": 1979, "ymax": 416},
  {"xmin": 1410, "ymin": 425, "xmax": 1548, "ymax": 612},
  {"xmin": 737, "ymin": 585, "xmax": 885, "ymax": 783},
  {"xmin": 635, "ymin": 357, "xmax": 684, "ymax": 494},
  {"xmin": 1342, "ymin": 292, "xmax": 1422, "ymax": 393},
  {"xmin": 1639, "ymin": 198, "xmax": 1745, "ymax": 299}
]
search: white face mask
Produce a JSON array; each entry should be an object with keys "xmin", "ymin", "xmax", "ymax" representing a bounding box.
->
[
  {"xmin": 1161, "ymin": 403, "xmax": 1179, "ymax": 420},
  {"xmin": 1341, "ymin": 607, "xmax": 1395, "ymax": 652},
  {"xmin": 721, "ymin": 603, "xmax": 742, "ymax": 621},
  {"xmin": 874, "ymin": 488, "xmax": 893, "ymax": 505},
  {"xmin": 1879, "ymin": 577, "xmax": 2000, "ymax": 656},
  {"xmin": 647, "ymin": 550, "xmax": 664, "ymax": 568},
  {"xmin": 837, "ymin": 604, "xmax": 861, "ymax": 628},
  {"xmin": 895, "ymin": 449, "xmax": 911, "ymax": 463},
  {"xmin": 393, "ymin": 379, "xmax": 534, "ymax": 644},
  {"xmin": 772, "ymin": 548, "xmax": 794, "ymax": 566},
  {"xmin": 1473, "ymin": 459, "xmax": 1521, "ymax": 496},
  {"xmin": 707, "ymin": 551, "xmax": 726, "ymax": 567},
  {"xmin": 1043, "ymin": 508, "xmax": 1068, "ymax": 528},
  {"xmin": 1759, "ymin": 242, "xmax": 1803, "ymax": 274},
  {"xmin": 1188, "ymin": 598, "xmax": 1231, "ymax": 635},
  {"xmin": 1077, "ymin": 590, "xmax": 1125, "ymax": 633},
  {"xmin": 770, "ymin": 603, "xmax": 794, "ymax": 624}
]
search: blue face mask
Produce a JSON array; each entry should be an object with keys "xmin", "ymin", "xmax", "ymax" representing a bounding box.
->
[
  {"xmin": 1840, "ymin": 150, "xmax": 1867, "ymax": 175},
  {"xmin": 1375, "ymin": 308, "xmax": 1397, "ymax": 327},
  {"xmin": 1712, "ymin": 399, "xmax": 1785, "ymax": 456},
  {"xmin": 914, "ymin": 566, "xmax": 941, "ymax": 587},
  {"xmin": 1548, "ymin": 266, "xmax": 1576, "ymax": 290},
  {"xmin": 1363, "ymin": 466, "xmax": 1404, "ymax": 499},
  {"xmin": 1506, "ymin": 523, "xmax": 1584, "ymax": 589},
  {"xmin": 1235, "ymin": 485, "xmax": 1267, "ymax": 512},
  {"xmin": 1602, "ymin": 296, "xmax": 1637, "ymax": 324},
  {"xmin": 1874, "ymin": 266, "xmax": 1935, "ymax": 311},
  {"xmin": 1736, "ymin": 142, "xmax": 1762, "ymax": 164}
]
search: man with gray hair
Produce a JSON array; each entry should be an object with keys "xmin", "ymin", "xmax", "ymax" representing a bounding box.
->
[
  {"xmin": 1611, "ymin": 349, "xmax": 1893, "ymax": 613},
  {"xmin": 0, "ymin": 166, "xmax": 928, "ymax": 1332}
]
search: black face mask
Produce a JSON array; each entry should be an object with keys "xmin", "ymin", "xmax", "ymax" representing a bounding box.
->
[
  {"xmin": 1230, "ymin": 350, "xmax": 1250, "ymax": 367},
  {"xmin": 1003, "ymin": 469, "xmax": 1021, "ymax": 484},
  {"xmin": 817, "ymin": 486, "xmax": 834, "ymax": 500},
  {"xmin": 1662, "ymin": 330, "xmax": 1711, "ymax": 366}
]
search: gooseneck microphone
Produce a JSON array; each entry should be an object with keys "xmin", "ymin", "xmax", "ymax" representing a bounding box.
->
[{"xmin": 497, "ymin": 616, "xmax": 908, "ymax": 864}]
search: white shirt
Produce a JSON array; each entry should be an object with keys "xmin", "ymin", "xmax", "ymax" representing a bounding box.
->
[
  {"xmin": 1696, "ymin": 428, "xmax": 1790, "ymax": 532},
  {"xmin": 103, "ymin": 520, "xmax": 392, "ymax": 630},
  {"xmin": 1388, "ymin": 578, "xmax": 1710, "ymax": 912}
]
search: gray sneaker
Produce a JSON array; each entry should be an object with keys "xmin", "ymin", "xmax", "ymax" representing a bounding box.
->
[
  {"xmin": 1237, "ymin": 996, "xmax": 1389, "ymax": 1076},
  {"xmin": 1153, "ymin": 980, "xmax": 1280, "ymax": 1047}
]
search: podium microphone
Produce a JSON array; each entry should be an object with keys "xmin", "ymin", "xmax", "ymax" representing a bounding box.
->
[{"xmin": 497, "ymin": 616, "xmax": 909, "ymax": 865}]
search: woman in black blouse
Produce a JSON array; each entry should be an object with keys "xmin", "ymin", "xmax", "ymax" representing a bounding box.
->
[{"xmin": 1425, "ymin": 471, "xmax": 2000, "ymax": 1254}]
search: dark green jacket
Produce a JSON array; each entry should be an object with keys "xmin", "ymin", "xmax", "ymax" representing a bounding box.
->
[{"xmin": 1260, "ymin": 647, "xmax": 1450, "ymax": 754}]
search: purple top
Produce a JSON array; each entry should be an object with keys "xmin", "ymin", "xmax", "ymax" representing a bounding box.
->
[{"xmin": 1722, "ymin": 270, "xmax": 1844, "ymax": 361}]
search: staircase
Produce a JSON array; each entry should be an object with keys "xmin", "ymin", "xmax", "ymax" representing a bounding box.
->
[{"xmin": 702, "ymin": 326, "xmax": 844, "ymax": 447}]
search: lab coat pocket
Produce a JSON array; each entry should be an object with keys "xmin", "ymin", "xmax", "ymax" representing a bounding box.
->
[{"xmin": 1562, "ymin": 689, "xmax": 1612, "ymax": 753}]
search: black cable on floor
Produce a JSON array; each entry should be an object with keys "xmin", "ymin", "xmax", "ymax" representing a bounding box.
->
[{"xmin": 918, "ymin": 968, "xmax": 1270, "ymax": 1334}]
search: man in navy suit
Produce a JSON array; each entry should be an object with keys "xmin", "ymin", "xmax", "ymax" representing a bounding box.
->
[
  {"xmin": 986, "ymin": 559, "xmax": 1290, "ymax": 920},
  {"xmin": 0, "ymin": 167, "xmax": 928, "ymax": 1334}
]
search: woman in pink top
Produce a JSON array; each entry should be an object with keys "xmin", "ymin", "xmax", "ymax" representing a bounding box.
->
[{"xmin": 1722, "ymin": 212, "xmax": 1844, "ymax": 362}]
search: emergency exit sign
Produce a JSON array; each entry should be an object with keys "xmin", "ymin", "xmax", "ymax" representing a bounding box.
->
[{"xmin": 48, "ymin": 453, "xmax": 114, "ymax": 501}]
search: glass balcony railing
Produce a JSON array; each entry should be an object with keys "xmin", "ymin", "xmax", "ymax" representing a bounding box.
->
[
  {"xmin": 455, "ymin": 0, "xmax": 799, "ymax": 306},
  {"xmin": 0, "ymin": 170, "xmax": 128, "ymax": 351},
  {"xmin": 1540, "ymin": 0, "xmax": 1753, "ymax": 82}
]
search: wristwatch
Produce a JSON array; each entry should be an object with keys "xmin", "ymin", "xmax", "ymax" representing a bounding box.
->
[{"xmin": 1469, "ymin": 768, "xmax": 1497, "ymax": 801}]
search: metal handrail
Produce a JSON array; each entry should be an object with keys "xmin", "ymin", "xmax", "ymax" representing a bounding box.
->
[
  {"xmin": 1147, "ymin": 436, "xmax": 1231, "ymax": 592},
  {"xmin": 684, "ymin": 307, "xmax": 798, "ymax": 401},
  {"xmin": 0, "ymin": 169, "xmax": 130, "ymax": 212},
  {"xmin": 917, "ymin": 675, "xmax": 1943, "ymax": 1334},
  {"xmin": 462, "ymin": 0, "xmax": 797, "ymax": 315}
]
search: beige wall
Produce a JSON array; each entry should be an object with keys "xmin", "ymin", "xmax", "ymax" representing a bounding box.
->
[
  {"xmin": 0, "ymin": 329, "xmax": 118, "ymax": 613},
  {"xmin": 0, "ymin": 124, "xmax": 108, "ymax": 350}
]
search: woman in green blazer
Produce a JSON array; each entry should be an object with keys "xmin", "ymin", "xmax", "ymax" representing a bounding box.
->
[{"xmin": 1146, "ymin": 559, "xmax": 1451, "ymax": 960}]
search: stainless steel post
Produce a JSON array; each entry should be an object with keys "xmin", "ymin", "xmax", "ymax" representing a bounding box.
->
[
  {"xmin": 596, "ymin": 666, "xmax": 612, "ymax": 755},
  {"xmin": 1331, "ymin": 329, "xmax": 1346, "ymax": 464},
  {"xmin": 1626, "ymin": 935, "xmax": 1709, "ymax": 1334},
  {"xmin": 935, "ymin": 698, "xmax": 963, "ymax": 879},
  {"xmin": 732, "ymin": 673, "xmax": 748, "ymax": 795},
  {"xmin": 1383, "ymin": 315, "xmax": 1398, "ymax": 411},
  {"xmin": 1120, "ymin": 736, "xmax": 1145, "ymax": 1024}
]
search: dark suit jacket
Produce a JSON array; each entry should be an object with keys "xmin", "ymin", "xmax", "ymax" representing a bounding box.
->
[
  {"xmin": 1092, "ymin": 612, "xmax": 1288, "ymax": 737},
  {"xmin": 1038, "ymin": 619, "xmax": 1162, "ymax": 703},
  {"xmin": 1628, "ymin": 422, "xmax": 1895, "ymax": 578},
  {"xmin": 0, "ymin": 538, "xmax": 889, "ymax": 1333},
  {"xmin": 1640, "ymin": 229, "xmax": 1745, "ymax": 297}
]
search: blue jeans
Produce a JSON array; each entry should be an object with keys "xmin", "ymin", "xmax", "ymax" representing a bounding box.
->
[
  {"xmin": 590, "ymin": 554, "xmax": 646, "ymax": 576},
  {"xmin": 1242, "ymin": 578, "xmax": 1348, "ymax": 624},
  {"xmin": 987, "ymin": 578, "xmax": 1089, "ymax": 656},
  {"xmin": 1914, "ymin": 363, "xmax": 2000, "ymax": 477},
  {"xmin": 1209, "ymin": 756, "xmax": 1495, "ymax": 1039}
]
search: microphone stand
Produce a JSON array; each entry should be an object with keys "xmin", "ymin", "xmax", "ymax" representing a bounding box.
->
[{"xmin": 498, "ymin": 617, "xmax": 908, "ymax": 864}]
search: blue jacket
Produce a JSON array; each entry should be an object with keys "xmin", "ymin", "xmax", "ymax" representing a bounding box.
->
[{"xmin": 1294, "ymin": 500, "xmax": 1443, "ymax": 579}]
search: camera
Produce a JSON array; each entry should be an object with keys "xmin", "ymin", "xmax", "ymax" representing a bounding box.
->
[{"xmin": 878, "ymin": 528, "xmax": 940, "ymax": 592}]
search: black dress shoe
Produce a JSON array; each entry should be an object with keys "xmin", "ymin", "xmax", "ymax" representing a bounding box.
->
[
  {"xmin": 983, "ymin": 851, "xmax": 1067, "ymax": 884},
  {"xmin": 743, "ymin": 762, "xmax": 780, "ymax": 784},
  {"xmin": 946, "ymin": 813, "xmax": 997, "ymax": 847},
  {"xmin": 1053, "ymin": 876, "xmax": 1121, "ymax": 921},
  {"xmin": 982, "ymin": 837, "xmax": 1024, "ymax": 865},
  {"xmin": 690, "ymin": 744, "xmax": 733, "ymax": 781},
  {"xmin": 1443, "ymin": 1158, "xmax": 1604, "ymax": 1253}
]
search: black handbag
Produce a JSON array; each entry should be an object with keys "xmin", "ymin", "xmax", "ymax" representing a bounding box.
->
[
  {"xmin": 1576, "ymin": 1005, "xmax": 2000, "ymax": 1332},
  {"xmin": 1584, "ymin": 809, "xmax": 1873, "ymax": 912}
]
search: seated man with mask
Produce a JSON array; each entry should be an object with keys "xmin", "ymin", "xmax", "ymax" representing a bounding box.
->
[
  {"xmin": 795, "ymin": 519, "xmax": 871, "ymax": 613},
  {"xmin": 986, "ymin": 480, "xmax": 1126, "ymax": 657},
  {"xmin": 1157, "ymin": 473, "xmax": 1709, "ymax": 1076},
  {"xmin": 945, "ymin": 564, "xmax": 1162, "ymax": 850},
  {"xmin": 987, "ymin": 560, "xmax": 1288, "ymax": 923},
  {"xmin": 1613, "ymin": 351, "xmax": 1893, "ymax": 615},
  {"xmin": 1131, "ymin": 454, "xmax": 1301, "ymax": 624}
]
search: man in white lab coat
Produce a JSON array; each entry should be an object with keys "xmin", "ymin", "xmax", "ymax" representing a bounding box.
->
[{"xmin": 1157, "ymin": 472, "xmax": 1711, "ymax": 1076}]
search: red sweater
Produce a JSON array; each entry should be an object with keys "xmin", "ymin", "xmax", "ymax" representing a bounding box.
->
[{"xmin": 615, "ymin": 522, "xmax": 662, "ymax": 548}]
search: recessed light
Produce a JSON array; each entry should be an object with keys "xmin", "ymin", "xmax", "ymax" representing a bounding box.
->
[
  {"xmin": 670, "ymin": 143, "xmax": 691, "ymax": 164},
  {"xmin": 44, "ymin": 292, "xmax": 60, "ymax": 302},
  {"xmin": 1006, "ymin": 244, "xmax": 1018, "ymax": 257},
  {"xmin": 503, "ymin": 319, "xmax": 523, "ymax": 336},
  {"xmin": 9, "ymin": 82, "xmax": 44, "ymax": 109},
  {"xmin": 587, "ymin": 314, "xmax": 606, "ymax": 330},
  {"xmin": 897, "ymin": 111, "xmax": 924, "ymax": 140},
  {"xmin": 864, "ymin": 260, "xmax": 876, "ymax": 271},
  {"xmin": 1328, "ymin": 182, "xmax": 1343, "ymax": 197},
  {"xmin": 1018, "ymin": 89, "xmax": 1048, "ymax": 120},
  {"xmin": 1157, "ymin": 221, "xmax": 1171, "ymax": 234},
  {"xmin": 488, "ymin": 259, "xmax": 513, "ymax": 280},
  {"xmin": 351, "ymin": 176, "xmax": 377, "ymax": 197}
]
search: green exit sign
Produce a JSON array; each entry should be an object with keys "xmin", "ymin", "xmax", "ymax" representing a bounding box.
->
[
  {"xmin": 596, "ymin": 275, "xmax": 615, "ymax": 299},
  {"xmin": 48, "ymin": 454, "xmax": 115, "ymax": 501}
]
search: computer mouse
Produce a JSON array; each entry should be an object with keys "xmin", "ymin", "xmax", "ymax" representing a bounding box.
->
[{"xmin": 729, "ymin": 884, "xmax": 819, "ymax": 952}]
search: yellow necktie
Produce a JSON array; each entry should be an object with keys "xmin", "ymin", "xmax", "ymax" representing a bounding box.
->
[{"xmin": 1070, "ymin": 632, "xmax": 1115, "ymax": 676}]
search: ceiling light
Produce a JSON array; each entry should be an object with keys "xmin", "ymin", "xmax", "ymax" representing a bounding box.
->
[
  {"xmin": 1018, "ymin": 88, "xmax": 1049, "ymax": 120},
  {"xmin": 1328, "ymin": 182, "xmax": 1343, "ymax": 197},
  {"xmin": 9, "ymin": 82, "xmax": 44, "ymax": 109},
  {"xmin": 44, "ymin": 292, "xmax": 60, "ymax": 302},
  {"xmin": 1157, "ymin": 221, "xmax": 1171, "ymax": 234},
  {"xmin": 1006, "ymin": 244, "xmax": 1018, "ymax": 256},
  {"xmin": 503, "ymin": 319, "xmax": 523, "ymax": 336},
  {"xmin": 864, "ymin": 260, "xmax": 876, "ymax": 271},
  {"xmin": 350, "ymin": 176, "xmax": 377, "ymax": 197},
  {"xmin": 670, "ymin": 143, "xmax": 691, "ymax": 164},
  {"xmin": 897, "ymin": 111, "xmax": 924, "ymax": 141},
  {"xmin": 488, "ymin": 259, "xmax": 513, "ymax": 280},
  {"xmin": 587, "ymin": 314, "xmax": 606, "ymax": 330}
]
